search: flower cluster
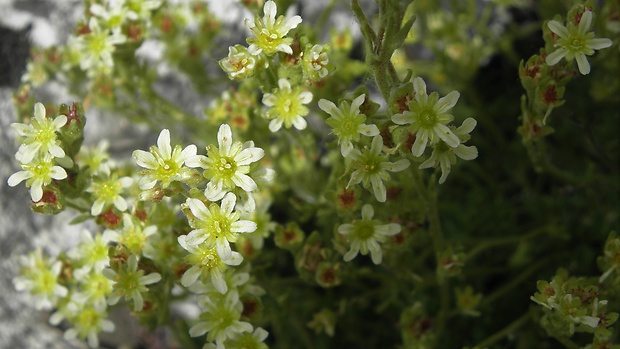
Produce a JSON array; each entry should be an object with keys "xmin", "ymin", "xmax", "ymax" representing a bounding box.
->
[
  {"xmin": 8, "ymin": 103, "xmax": 71, "ymax": 202},
  {"xmin": 546, "ymin": 10, "xmax": 612, "ymax": 75}
]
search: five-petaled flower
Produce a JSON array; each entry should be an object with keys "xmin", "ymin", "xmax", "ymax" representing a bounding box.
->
[
  {"xmin": 87, "ymin": 174, "xmax": 133, "ymax": 215},
  {"xmin": 419, "ymin": 118, "xmax": 478, "ymax": 184},
  {"xmin": 338, "ymin": 204, "xmax": 401, "ymax": 264},
  {"xmin": 318, "ymin": 94, "xmax": 380, "ymax": 157},
  {"xmin": 347, "ymin": 135, "xmax": 410, "ymax": 202},
  {"xmin": 220, "ymin": 45, "xmax": 258, "ymax": 80},
  {"xmin": 8, "ymin": 152, "xmax": 68, "ymax": 202},
  {"xmin": 546, "ymin": 10, "xmax": 613, "ymax": 75},
  {"xmin": 102, "ymin": 254, "xmax": 161, "ymax": 311},
  {"xmin": 262, "ymin": 78, "xmax": 313, "ymax": 132},
  {"xmin": 11, "ymin": 102, "xmax": 67, "ymax": 164},
  {"xmin": 13, "ymin": 249, "xmax": 69, "ymax": 310},
  {"xmin": 392, "ymin": 77, "xmax": 461, "ymax": 157},
  {"xmin": 189, "ymin": 290, "xmax": 253, "ymax": 349},
  {"xmin": 182, "ymin": 193, "xmax": 257, "ymax": 260},
  {"xmin": 178, "ymin": 235, "xmax": 243, "ymax": 294},
  {"xmin": 76, "ymin": 18, "xmax": 127, "ymax": 75},
  {"xmin": 186, "ymin": 124, "xmax": 265, "ymax": 202},
  {"xmin": 245, "ymin": 0, "xmax": 302, "ymax": 55},
  {"xmin": 133, "ymin": 129, "xmax": 198, "ymax": 190}
]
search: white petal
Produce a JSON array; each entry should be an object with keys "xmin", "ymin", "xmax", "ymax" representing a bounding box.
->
[
  {"xmin": 113, "ymin": 197, "xmax": 127, "ymax": 212},
  {"xmin": 34, "ymin": 103, "xmax": 46, "ymax": 119},
  {"xmin": 264, "ymin": 0, "xmax": 277, "ymax": 21},
  {"xmin": 338, "ymin": 224, "xmax": 353, "ymax": 235},
  {"xmin": 182, "ymin": 266, "xmax": 202, "ymax": 287},
  {"xmin": 90, "ymin": 199, "xmax": 105, "ymax": 216},
  {"xmin": 225, "ymin": 251, "xmax": 244, "ymax": 266},
  {"xmin": 211, "ymin": 269, "xmax": 227, "ymax": 294},
  {"xmin": 382, "ymin": 159, "xmax": 410, "ymax": 172},
  {"xmin": 216, "ymin": 239, "xmax": 232, "ymax": 260},
  {"xmin": 157, "ymin": 129, "xmax": 172, "ymax": 159},
  {"xmin": 269, "ymin": 119, "xmax": 283, "ymax": 132},
  {"xmin": 547, "ymin": 20, "xmax": 569, "ymax": 38},
  {"xmin": 262, "ymin": 93, "xmax": 276, "ymax": 107},
  {"xmin": 454, "ymin": 144, "xmax": 478, "ymax": 160},
  {"xmin": 277, "ymin": 78, "xmax": 291, "ymax": 90},
  {"xmin": 189, "ymin": 322, "xmax": 210, "ymax": 337},
  {"xmin": 434, "ymin": 124, "xmax": 460, "ymax": 148},
  {"xmin": 412, "ymin": 77, "xmax": 427, "ymax": 101},
  {"xmin": 205, "ymin": 181, "xmax": 227, "ymax": 201},
  {"xmin": 318, "ymin": 99, "xmax": 340, "ymax": 117},
  {"xmin": 546, "ymin": 48, "xmax": 567, "ymax": 66},
  {"xmin": 185, "ymin": 154, "xmax": 207, "ymax": 168},
  {"xmin": 343, "ymin": 247, "xmax": 359, "ymax": 262},
  {"xmin": 292, "ymin": 116, "xmax": 307, "ymax": 130},
  {"xmin": 187, "ymin": 198, "xmax": 210, "ymax": 221},
  {"xmin": 179, "ymin": 144, "xmax": 198, "ymax": 164},
  {"xmin": 361, "ymin": 204, "xmax": 374, "ymax": 220},
  {"xmin": 578, "ymin": 11, "xmax": 592, "ymax": 35},
  {"xmin": 350, "ymin": 94, "xmax": 366, "ymax": 116},
  {"xmin": 411, "ymin": 131, "xmax": 429, "ymax": 157},
  {"xmin": 31, "ymin": 185, "xmax": 44, "ymax": 203},
  {"xmin": 140, "ymin": 272, "xmax": 161, "ymax": 285},
  {"xmin": 133, "ymin": 150, "xmax": 157, "ymax": 169},
  {"xmin": 8, "ymin": 171, "xmax": 31, "ymax": 186},
  {"xmin": 276, "ymin": 44, "xmax": 293, "ymax": 55},
  {"xmin": 52, "ymin": 114, "xmax": 67, "ymax": 129},
  {"xmin": 392, "ymin": 112, "xmax": 412, "ymax": 125},
  {"xmin": 586, "ymin": 38, "xmax": 612, "ymax": 50},
  {"xmin": 370, "ymin": 175, "xmax": 387, "ymax": 202},
  {"xmin": 359, "ymin": 124, "xmax": 380, "ymax": 136},
  {"xmin": 48, "ymin": 144, "xmax": 66, "ymax": 159},
  {"xmin": 231, "ymin": 220, "xmax": 257, "ymax": 233},
  {"xmin": 457, "ymin": 118, "xmax": 477, "ymax": 134},
  {"xmin": 368, "ymin": 240, "xmax": 383, "ymax": 264},
  {"xmin": 233, "ymin": 173, "xmax": 258, "ymax": 192},
  {"xmin": 299, "ymin": 92, "xmax": 313, "ymax": 104},
  {"xmin": 235, "ymin": 147, "xmax": 264, "ymax": 166},
  {"xmin": 218, "ymin": 124, "xmax": 233, "ymax": 155},
  {"xmin": 376, "ymin": 223, "xmax": 401, "ymax": 236},
  {"xmin": 575, "ymin": 53, "xmax": 590, "ymax": 75},
  {"xmin": 185, "ymin": 229, "xmax": 207, "ymax": 245},
  {"xmin": 341, "ymin": 141, "xmax": 354, "ymax": 157},
  {"xmin": 48, "ymin": 166, "xmax": 67, "ymax": 180},
  {"xmin": 435, "ymin": 91, "xmax": 460, "ymax": 114},
  {"xmin": 221, "ymin": 193, "xmax": 237, "ymax": 214},
  {"xmin": 281, "ymin": 15, "xmax": 302, "ymax": 33}
]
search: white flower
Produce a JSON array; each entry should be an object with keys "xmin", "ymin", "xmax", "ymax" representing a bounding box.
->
[
  {"xmin": 419, "ymin": 118, "xmax": 478, "ymax": 184},
  {"xmin": 51, "ymin": 301, "xmax": 114, "ymax": 348},
  {"xmin": 262, "ymin": 78, "xmax": 313, "ymax": 132},
  {"xmin": 11, "ymin": 102, "xmax": 67, "ymax": 164},
  {"xmin": 8, "ymin": 153, "xmax": 67, "ymax": 202},
  {"xmin": 133, "ymin": 129, "xmax": 198, "ymax": 190},
  {"xmin": 68, "ymin": 229, "xmax": 114, "ymax": 278},
  {"xmin": 181, "ymin": 193, "xmax": 257, "ymax": 260},
  {"xmin": 220, "ymin": 45, "xmax": 258, "ymax": 80},
  {"xmin": 392, "ymin": 77, "xmax": 461, "ymax": 157},
  {"xmin": 86, "ymin": 174, "xmax": 133, "ymax": 215},
  {"xmin": 302, "ymin": 44, "xmax": 329, "ymax": 80},
  {"xmin": 177, "ymin": 235, "xmax": 243, "ymax": 294},
  {"xmin": 13, "ymin": 249, "xmax": 68, "ymax": 310},
  {"xmin": 186, "ymin": 124, "xmax": 264, "ymax": 202},
  {"xmin": 338, "ymin": 204, "xmax": 401, "ymax": 264},
  {"xmin": 318, "ymin": 94, "xmax": 379, "ymax": 157},
  {"xmin": 347, "ymin": 135, "xmax": 410, "ymax": 202},
  {"xmin": 102, "ymin": 255, "xmax": 161, "ymax": 311},
  {"xmin": 105, "ymin": 214, "xmax": 158, "ymax": 256},
  {"xmin": 76, "ymin": 18, "xmax": 126, "ymax": 75},
  {"xmin": 189, "ymin": 290, "xmax": 253, "ymax": 349},
  {"xmin": 245, "ymin": 0, "xmax": 302, "ymax": 55},
  {"xmin": 546, "ymin": 10, "xmax": 613, "ymax": 75}
]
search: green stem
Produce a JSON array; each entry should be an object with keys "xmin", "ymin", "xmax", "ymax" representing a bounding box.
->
[{"xmin": 474, "ymin": 312, "xmax": 531, "ymax": 348}]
